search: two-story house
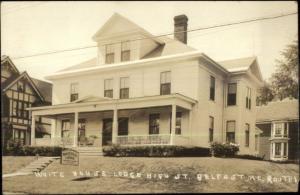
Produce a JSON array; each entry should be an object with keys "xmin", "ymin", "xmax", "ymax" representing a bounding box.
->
[
  {"xmin": 1, "ymin": 56, "xmax": 52, "ymax": 149},
  {"xmin": 256, "ymin": 98, "xmax": 299, "ymax": 162},
  {"xmin": 27, "ymin": 13, "xmax": 263, "ymax": 155}
]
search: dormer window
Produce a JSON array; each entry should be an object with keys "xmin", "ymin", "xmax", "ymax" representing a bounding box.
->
[
  {"xmin": 105, "ymin": 44, "xmax": 114, "ymax": 64},
  {"xmin": 121, "ymin": 41, "xmax": 130, "ymax": 62}
]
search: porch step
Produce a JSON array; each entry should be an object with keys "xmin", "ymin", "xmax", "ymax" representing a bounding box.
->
[{"xmin": 74, "ymin": 147, "xmax": 103, "ymax": 156}]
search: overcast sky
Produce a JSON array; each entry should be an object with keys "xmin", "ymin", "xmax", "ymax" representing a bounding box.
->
[{"xmin": 1, "ymin": 1, "xmax": 298, "ymax": 81}]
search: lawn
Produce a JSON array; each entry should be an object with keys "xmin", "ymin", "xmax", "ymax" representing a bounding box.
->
[
  {"xmin": 2, "ymin": 156, "xmax": 36, "ymax": 174},
  {"xmin": 2, "ymin": 156, "xmax": 299, "ymax": 193}
]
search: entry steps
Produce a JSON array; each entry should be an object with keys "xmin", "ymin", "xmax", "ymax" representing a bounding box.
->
[
  {"xmin": 3, "ymin": 157, "xmax": 60, "ymax": 178},
  {"xmin": 74, "ymin": 147, "xmax": 103, "ymax": 156}
]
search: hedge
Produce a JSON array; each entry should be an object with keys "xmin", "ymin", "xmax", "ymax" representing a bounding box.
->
[
  {"xmin": 102, "ymin": 145, "xmax": 211, "ymax": 157},
  {"xmin": 210, "ymin": 142, "xmax": 239, "ymax": 157},
  {"xmin": 3, "ymin": 143, "xmax": 62, "ymax": 156}
]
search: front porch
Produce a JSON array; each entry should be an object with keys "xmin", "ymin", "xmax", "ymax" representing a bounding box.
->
[{"xmin": 27, "ymin": 94, "xmax": 197, "ymax": 148}]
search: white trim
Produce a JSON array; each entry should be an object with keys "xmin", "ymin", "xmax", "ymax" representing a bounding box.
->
[{"xmin": 45, "ymin": 51, "xmax": 228, "ymax": 80}]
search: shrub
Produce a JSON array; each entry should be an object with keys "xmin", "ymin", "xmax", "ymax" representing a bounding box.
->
[
  {"xmin": 210, "ymin": 142, "xmax": 239, "ymax": 157},
  {"xmin": 233, "ymin": 154, "xmax": 264, "ymax": 161},
  {"xmin": 3, "ymin": 145, "xmax": 62, "ymax": 156},
  {"xmin": 102, "ymin": 145, "xmax": 210, "ymax": 157}
]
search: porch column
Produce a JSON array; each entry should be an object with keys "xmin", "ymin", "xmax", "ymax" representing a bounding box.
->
[
  {"xmin": 112, "ymin": 107, "xmax": 118, "ymax": 144},
  {"xmin": 50, "ymin": 118, "xmax": 56, "ymax": 146},
  {"xmin": 31, "ymin": 115, "xmax": 36, "ymax": 146},
  {"xmin": 73, "ymin": 112, "xmax": 79, "ymax": 147},
  {"xmin": 170, "ymin": 104, "xmax": 176, "ymax": 145}
]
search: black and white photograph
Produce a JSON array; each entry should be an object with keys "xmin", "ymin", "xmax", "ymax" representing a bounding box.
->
[{"xmin": 1, "ymin": 1, "xmax": 299, "ymax": 193}]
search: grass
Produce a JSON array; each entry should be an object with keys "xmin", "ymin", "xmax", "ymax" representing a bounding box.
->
[
  {"xmin": 2, "ymin": 156, "xmax": 299, "ymax": 193},
  {"xmin": 2, "ymin": 156, "xmax": 36, "ymax": 174}
]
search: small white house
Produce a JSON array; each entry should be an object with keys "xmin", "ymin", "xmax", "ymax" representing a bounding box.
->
[{"xmin": 27, "ymin": 13, "xmax": 264, "ymax": 155}]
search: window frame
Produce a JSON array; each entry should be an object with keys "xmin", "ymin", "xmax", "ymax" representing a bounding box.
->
[
  {"xmin": 175, "ymin": 112, "xmax": 182, "ymax": 135},
  {"xmin": 209, "ymin": 76, "xmax": 215, "ymax": 101},
  {"xmin": 105, "ymin": 44, "xmax": 115, "ymax": 64},
  {"xmin": 70, "ymin": 83, "xmax": 79, "ymax": 102},
  {"xmin": 209, "ymin": 116, "xmax": 214, "ymax": 142},
  {"xmin": 121, "ymin": 41, "xmax": 130, "ymax": 62},
  {"xmin": 245, "ymin": 123, "xmax": 250, "ymax": 147},
  {"xmin": 227, "ymin": 83, "xmax": 237, "ymax": 106},
  {"xmin": 226, "ymin": 120, "xmax": 236, "ymax": 143},
  {"xmin": 149, "ymin": 114, "xmax": 160, "ymax": 134},
  {"xmin": 246, "ymin": 87, "xmax": 251, "ymax": 109},
  {"xmin": 160, "ymin": 71, "xmax": 171, "ymax": 95},
  {"xmin": 119, "ymin": 77, "xmax": 129, "ymax": 99},
  {"xmin": 104, "ymin": 78, "xmax": 114, "ymax": 98}
]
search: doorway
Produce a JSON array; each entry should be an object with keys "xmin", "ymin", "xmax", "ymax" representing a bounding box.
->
[{"xmin": 102, "ymin": 118, "xmax": 112, "ymax": 146}]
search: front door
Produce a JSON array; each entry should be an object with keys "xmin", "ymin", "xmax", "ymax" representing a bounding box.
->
[
  {"xmin": 102, "ymin": 118, "xmax": 112, "ymax": 146},
  {"xmin": 78, "ymin": 119, "xmax": 86, "ymax": 146}
]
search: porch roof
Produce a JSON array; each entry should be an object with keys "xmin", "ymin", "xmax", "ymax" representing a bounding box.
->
[{"xmin": 27, "ymin": 93, "xmax": 197, "ymax": 116}]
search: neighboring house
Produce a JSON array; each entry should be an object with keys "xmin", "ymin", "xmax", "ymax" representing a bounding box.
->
[
  {"xmin": 256, "ymin": 98, "xmax": 299, "ymax": 162},
  {"xmin": 1, "ymin": 56, "xmax": 52, "ymax": 148},
  {"xmin": 27, "ymin": 13, "xmax": 264, "ymax": 155}
]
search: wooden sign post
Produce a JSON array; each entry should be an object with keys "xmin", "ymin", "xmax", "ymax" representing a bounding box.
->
[{"xmin": 61, "ymin": 148, "xmax": 79, "ymax": 166}]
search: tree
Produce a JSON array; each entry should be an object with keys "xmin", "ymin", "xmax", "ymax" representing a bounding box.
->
[
  {"xmin": 256, "ymin": 81, "xmax": 274, "ymax": 105},
  {"xmin": 270, "ymin": 41, "xmax": 298, "ymax": 100}
]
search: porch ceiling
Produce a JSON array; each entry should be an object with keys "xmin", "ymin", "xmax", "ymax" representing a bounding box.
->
[{"xmin": 27, "ymin": 93, "xmax": 197, "ymax": 116}]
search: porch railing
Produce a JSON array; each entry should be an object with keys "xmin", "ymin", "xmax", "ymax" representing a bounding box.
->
[{"xmin": 116, "ymin": 134, "xmax": 171, "ymax": 146}]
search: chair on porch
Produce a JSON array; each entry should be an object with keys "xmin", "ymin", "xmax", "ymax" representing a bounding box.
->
[{"xmin": 86, "ymin": 137, "xmax": 95, "ymax": 147}]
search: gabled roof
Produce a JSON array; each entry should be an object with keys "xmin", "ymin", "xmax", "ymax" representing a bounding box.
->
[
  {"xmin": 142, "ymin": 36, "xmax": 196, "ymax": 59},
  {"xmin": 59, "ymin": 58, "xmax": 97, "ymax": 72},
  {"xmin": 256, "ymin": 98, "xmax": 299, "ymax": 123},
  {"xmin": 1, "ymin": 55, "xmax": 20, "ymax": 75},
  {"xmin": 92, "ymin": 13, "xmax": 163, "ymax": 44},
  {"xmin": 218, "ymin": 56, "xmax": 256, "ymax": 72},
  {"xmin": 2, "ymin": 71, "xmax": 46, "ymax": 102},
  {"xmin": 218, "ymin": 56, "xmax": 263, "ymax": 82},
  {"xmin": 31, "ymin": 78, "xmax": 53, "ymax": 103}
]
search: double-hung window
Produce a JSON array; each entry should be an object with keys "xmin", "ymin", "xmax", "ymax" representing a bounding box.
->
[
  {"xmin": 245, "ymin": 123, "xmax": 250, "ymax": 147},
  {"xmin": 227, "ymin": 83, "xmax": 237, "ymax": 106},
  {"xmin": 160, "ymin": 71, "xmax": 171, "ymax": 95},
  {"xmin": 273, "ymin": 123, "xmax": 288, "ymax": 137},
  {"xmin": 210, "ymin": 76, "xmax": 215, "ymax": 101},
  {"xmin": 226, "ymin": 121, "xmax": 236, "ymax": 143},
  {"xmin": 105, "ymin": 44, "xmax": 114, "ymax": 64},
  {"xmin": 104, "ymin": 79, "xmax": 113, "ymax": 98},
  {"xmin": 70, "ymin": 83, "xmax": 79, "ymax": 102},
  {"xmin": 121, "ymin": 41, "xmax": 130, "ymax": 62},
  {"xmin": 246, "ymin": 87, "xmax": 251, "ymax": 109},
  {"xmin": 209, "ymin": 116, "xmax": 214, "ymax": 142},
  {"xmin": 120, "ymin": 77, "xmax": 129, "ymax": 99}
]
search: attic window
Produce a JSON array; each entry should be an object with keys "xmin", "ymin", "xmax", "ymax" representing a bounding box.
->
[
  {"xmin": 105, "ymin": 44, "xmax": 114, "ymax": 64},
  {"xmin": 121, "ymin": 41, "xmax": 130, "ymax": 62},
  {"xmin": 17, "ymin": 81, "xmax": 25, "ymax": 92}
]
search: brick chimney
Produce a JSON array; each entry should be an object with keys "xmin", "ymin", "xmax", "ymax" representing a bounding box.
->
[{"xmin": 174, "ymin": 15, "xmax": 188, "ymax": 44}]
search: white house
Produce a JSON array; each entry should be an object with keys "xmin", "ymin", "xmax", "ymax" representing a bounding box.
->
[{"xmin": 27, "ymin": 13, "xmax": 264, "ymax": 155}]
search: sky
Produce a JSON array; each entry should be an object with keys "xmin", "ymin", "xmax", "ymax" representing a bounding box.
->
[{"xmin": 1, "ymin": 1, "xmax": 298, "ymax": 81}]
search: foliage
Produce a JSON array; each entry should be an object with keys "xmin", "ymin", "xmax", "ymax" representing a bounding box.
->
[
  {"xmin": 3, "ymin": 144, "xmax": 62, "ymax": 156},
  {"xmin": 256, "ymin": 81, "xmax": 274, "ymax": 106},
  {"xmin": 257, "ymin": 41, "xmax": 298, "ymax": 104},
  {"xmin": 102, "ymin": 145, "xmax": 211, "ymax": 157},
  {"xmin": 233, "ymin": 154, "xmax": 264, "ymax": 161},
  {"xmin": 210, "ymin": 142, "xmax": 239, "ymax": 157}
]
